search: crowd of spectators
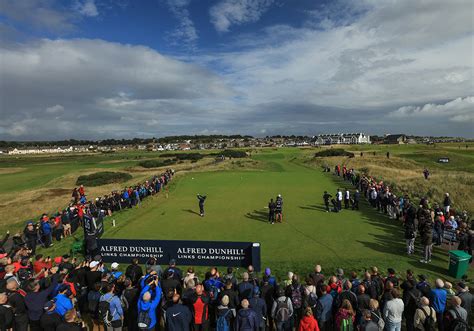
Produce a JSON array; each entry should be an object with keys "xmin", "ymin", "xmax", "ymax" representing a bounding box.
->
[
  {"xmin": 0, "ymin": 254, "xmax": 471, "ymax": 331},
  {"xmin": 330, "ymin": 164, "xmax": 473, "ymax": 264},
  {"xmin": 0, "ymin": 169, "xmax": 174, "ymax": 262}
]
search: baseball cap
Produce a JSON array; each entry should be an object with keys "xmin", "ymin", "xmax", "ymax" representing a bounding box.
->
[
  {"xmin": 265, "ymin": 268, "xmax": 271, "ymax": 276},
  {"xmin": 111, "ymin": 262, "xmax": 119, "ymax": 269},
  {"xmin": 90, "ymin": 261, "xmax": 100, "ymax": 268}
]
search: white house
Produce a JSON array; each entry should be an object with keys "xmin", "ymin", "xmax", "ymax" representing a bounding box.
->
[{"xmin": 314, "ymin": 133, "xmax": 371, "ymax": 145}]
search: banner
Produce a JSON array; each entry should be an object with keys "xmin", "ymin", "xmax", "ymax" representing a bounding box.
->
[
  {"xmin": 97, "ymin": 238, "xmax": 261, "ymax": 271},
  {"xmin": 443, "ymin": 229, "xmax": 457, "ymax": 243}
]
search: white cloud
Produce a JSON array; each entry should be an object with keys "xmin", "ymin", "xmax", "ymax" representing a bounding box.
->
[
  {"xmin": 390, "ymin": 97, "xmax": 474, "ymax": 123},
  {"xmin": 74, "ymin": 0, "xmax": 99, "ymax": 17},
  {"xmin": 45, "ymin": 104, "xmax": 65, "ymax": 114},
  {"xmin": 165, "ymin": 0, "xmax": 198, "ymax": 46},
  {"xmin": 209, "ymin": 0, "xmax": 274, "ymax": 33}
]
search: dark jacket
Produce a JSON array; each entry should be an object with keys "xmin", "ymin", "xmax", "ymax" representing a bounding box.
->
[
  {"xmin": 40, "ymin": 311, "xmax": 62, "ymax": 331},
  {"xmin": 235, "ymin": 308, "xmax": 258, "ymax": 331},
  {"xmin": 249, "ymin": 297, "xmax": 267, "ymax": 327},
  {"xmin": 165, "ymin": 303, "xmax": 192, "ymax": 331},
  {"xmin": 238, "ymin": 282, "xmax": 254, "ymax": 301},
  {"xmin": 25, "ymin": 279, "xmax": 58, "ymax": 321}
]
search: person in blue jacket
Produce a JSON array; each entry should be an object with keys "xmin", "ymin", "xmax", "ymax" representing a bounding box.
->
[
  {"xmin": 54, "ymin": 285, "xmax": 73, "ymax": 317},
  {"xmin": 40, "ymin": 217, "xmax": 52, "ymax": 248},
  {"xmin": 100, "ymin": 282, "xmax": 124, "ymax": 330},
  {"xmin": 165, "ymin": 293, "xmax": 192, "ymax": 331},
  {"xmin": 137, "ymin": 276, "xmax": 162, "ymax": 330}
]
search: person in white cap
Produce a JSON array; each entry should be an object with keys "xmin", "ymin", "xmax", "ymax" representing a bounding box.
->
[{"xmin": 111, "ymin": 262, "xmax": 122, "ymax": 279}]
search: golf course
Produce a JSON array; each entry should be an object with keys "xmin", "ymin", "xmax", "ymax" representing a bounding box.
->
[{"xmin": 1, "ymin": 144, "xmax": 472, "ymax": 281}]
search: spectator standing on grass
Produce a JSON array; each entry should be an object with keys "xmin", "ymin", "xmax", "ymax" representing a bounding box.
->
[
  {"xmin": 249, "ymin": 287, "xmax": 267, "ymax": 331},
  {"xmin": 336, "ymin": 189, "xmax": 343, "ymax": 211},
  {"xmin": 344, "ymin": 189, "xmax": 350, "ymax": 209},
  {"xmin": 137, "ymin": 277, "xmax": 161, "ymax": 331},
  {"xmin": 456, "ymin": 282, "xmax": 472, "ymax": 320},
  {"xmin": 23, "ymin": 222, "xmax": 38, "ymax": 254},
  {"xmin": 352, "ymin": 190, "xmax": 360, "ymax": 210},
  {"xmin": 423, "ymin": 169, "xmax": 430, "ymax": 180},
  {"xmin": 444, "ymin": 296, "xmax": 468, "ymax": 330},
  {"xmin": 443, "ymin": 193, "xmax": 451, "ymax": 215},
  {"xmin": 418, "ymin": 201, "xmax": 434, "ymax": 264},
  {"xmin": 315, "ymin": 284, "xmax": 333, "ymax": 331},
  {"xmin": 335, "ymin": 299, "xmax": 355, "ymax": 331},
  {"xmin": 165, "ymin": 293, "xmax": 193, "ymax": 331},
  {"xmin": 272, "ymin": 288, "xmax": 293, "ymax": 331},
  {"xmin": 235, "ymin": 299, "xmax": 258, "ymax": 331}
]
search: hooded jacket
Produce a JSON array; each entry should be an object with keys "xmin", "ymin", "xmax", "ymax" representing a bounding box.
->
[
  {"xmin": 165, "ymin": 303, "xmax": 192, "ymax": 331},
  {"xmin": 298, "ymin": 315, "xmax": 320, "ymax": 331},
  {"xmin": 235, "ymin": 308, "xmax": 258, "ymax": 331}
]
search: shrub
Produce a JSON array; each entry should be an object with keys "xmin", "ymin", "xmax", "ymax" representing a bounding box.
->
[
  {"xmin": 160, "ymin": 153, "xmax": 204, "ymax": 161},
  {"xmin": 314, "ymin": 149, "xmax": 355, "ymax": 158},
  {"xmin": 138, "ymin": 159, "xmax": 175, "ymax": 168},
  {"xmin": 220, "ymin": 149, "xmax": 247, "ymax": 158},
  {"xmin": 76, "ymin": 172, "xmax": 132, "ymax": 187}
]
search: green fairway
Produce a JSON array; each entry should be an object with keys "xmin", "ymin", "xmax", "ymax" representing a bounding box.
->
[{"xmin": 100, "ymin": 148, "xmax": 456, "ymax": 280}]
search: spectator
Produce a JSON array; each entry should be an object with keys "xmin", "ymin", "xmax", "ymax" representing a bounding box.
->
[
  {"xmin": 40, "ymin": 300, "xmax": 61, "ymax": 331},
  {"xmin": 238, "ymin": 272, "xmax": 254, "ymax": 301},
  {"xmin": 137, "ymin": 277, "xmax": 161, "ymax": 331},
  {"xmin": 298, "ymin": 306, "xmax": 320, "ymax": 331},
  {"xmin": 359, "ymin": 310, "xmax": 378, "ymax": 331},
  {"xmin": 456, "ymin": 282, "xmax": 472, "ymax": 320},
  {"xmin": 54, "ymin": 285, "xmax": 73, "ymax": 317},
  {"xmin": 216, "ymin": 295, "xmax": 236, "ymax": 331},
  {"xmin": 56, "ymin": 309, "xmax": 84, "ymax": 331},
  {"xmin": 249, "ymin": 287, "xmax": 267, "ymax": 331},
  {"xmin": 99, "ymin": 282, "xmax": 123, "ymax": 331},
  {"xmin": 444, "ymin": 296, "xmax": 468, "ymax": 330},
  {"xmin": 414, "ymin": 297, "xmax": 436, "ymax": 330},
  {"xmin": 431, "ymin": 279, "xmax": 447, "ymax": 331},
  {"xmin": 191, "ymin": 284, "xmax": 210, "ymax": 331},
  {"xmin": 335, "ymin": 299, "xmax": 355, "ymax": 331},
  {"xmin": 272, "ymin": 287, "xmax": 293, "ymax": 331},
  {"xmin": 383, "ymin": 289, "xmax": 404, "ymax": 331},
  {"xmin": 235, "ymin": 299, "xmax": 258, "ymax": 331},
  {"xmin": 165, "ymin": 293, "xmax": 192, "ymax": 331}
]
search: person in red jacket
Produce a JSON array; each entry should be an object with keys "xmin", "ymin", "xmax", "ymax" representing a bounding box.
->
[
  {"xmin": 299, "ymin": 307, "xmax": 320, "ymax": 331},
  {"xmin": 192, "ymin": 284, "xmax": 210, "ymax": 330}
]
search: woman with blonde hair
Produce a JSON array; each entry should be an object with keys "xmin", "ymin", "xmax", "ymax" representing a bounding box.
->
[
  {"xmin": 298, "ymin": 307, "xmax": 320, "ymax": 331},
  {"xmin": 335, "ymin": 299, "xmax": 355, "ymax": 331}
]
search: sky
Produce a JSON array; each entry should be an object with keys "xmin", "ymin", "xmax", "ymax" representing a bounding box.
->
[{"xmin": 0, "ymin": 0, "xmax": 473, "ymax": 140}]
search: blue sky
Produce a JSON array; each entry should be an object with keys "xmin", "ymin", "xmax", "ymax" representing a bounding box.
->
[{"xmin": 0, "ymin": 0, "xmax": 472, "ymax": 139}]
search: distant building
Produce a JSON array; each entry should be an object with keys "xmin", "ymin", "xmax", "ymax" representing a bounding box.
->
[
  {"xmin": 314, "ymin": 133, "xmax": 371, "ymax": 145},
  {"xmin": 384, "ymin": 134, "xmax": 407, "ymax": 144}
]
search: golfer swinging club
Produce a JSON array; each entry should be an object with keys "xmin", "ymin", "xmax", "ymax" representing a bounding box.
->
[{"xmin": 197, "ymin": 194, "xmax": 207, "ymax": 217}]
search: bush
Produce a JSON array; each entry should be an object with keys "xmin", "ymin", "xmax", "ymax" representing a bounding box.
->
[
  {"xmin": 138, "ymin": 159, "xmax": 176, "ymax": 168},
  {"xmin": 76, "ymin": 172, "xmax": 132, "ymax": 187},
  {"xmin": 314, "ymin": 149, "xmax": 355, "ymax": 158},
  {"xmin": 160, "ymin": 153, "xmax": 204, "ymax": 161},
  {"xmin": 220, "ymin": 149, "xmax": 247, "ymax": 158}
]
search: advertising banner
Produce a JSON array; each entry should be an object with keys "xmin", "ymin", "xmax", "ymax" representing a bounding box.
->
[{"xmin": 97, "ymin": 238, "xmax": 261, "ymax": 271}]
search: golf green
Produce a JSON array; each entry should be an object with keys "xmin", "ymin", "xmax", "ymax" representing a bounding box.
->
[{"xmin": 102, "ymin": 149, "xmax": 453, "ymax": 280}]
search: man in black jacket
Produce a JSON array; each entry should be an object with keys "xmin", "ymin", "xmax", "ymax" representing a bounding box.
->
[
  {"xmin": 6, "ymin": 277, "xmax": 28, "ymax": 331},
  {"xmin": 25, "ymin": 277, "xmax": 58, "ymax": 331},
  {"xmin": 40, "ymin": 300, "xmax": 62, "ymax": 331},
  {"xmin": 166, "ymin": 294, "xmax": 192, "ymax": 331},
  {"xmin": 125, "ymin": 258, "xmax": 143, "ymax": 286},
  {"xmin": 0, "ymin": 292, "xmax": 13, "ymax": 331}
]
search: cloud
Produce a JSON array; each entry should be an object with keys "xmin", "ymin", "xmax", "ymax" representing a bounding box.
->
[
  {"xmin": 209, "ymin": 0, "xmax": 274, "ymax": 33},
  {"xmin": 164, "ymin": 0, "xmax": 198, "ymax": 47},
  {"xmin": 0, "ymin": 39, "xmax": 232, "ymax": 140},
  {"xmin": 45, "ymin": 104, "xmax": 65, "ymax": 114},
  {"xmin": 390, "ymin": 97, "xmax": 474, "ymax": 123},
  {"xmin": 74, "ymin": 0, "xmax": 99, "ymax": 17},
  {"xmin": 0, "ymin": 0, "xmax": 75, "ymax": 32}
]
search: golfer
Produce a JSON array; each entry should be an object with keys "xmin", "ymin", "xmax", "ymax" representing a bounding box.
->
[
  {"xmin": 268, "ymin": 198, "xmax": 276, "ymax": 224},
  {"xmin": 323, "ymin": 191, "xmax": 332, "ymax": 212},
  {"xmin": 197, "ymin": 194, "xmax": 207, "ymax": 217}
]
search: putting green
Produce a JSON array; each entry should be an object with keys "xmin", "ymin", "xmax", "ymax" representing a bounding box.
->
[{"xmin": 103, "ymin": 149, "xmax": 454, "ymax": 280}]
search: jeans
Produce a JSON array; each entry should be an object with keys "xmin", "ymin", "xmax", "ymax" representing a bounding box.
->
[{"xmin": 385, "ymin": 321, "xmax": 401, "ymax": 331}]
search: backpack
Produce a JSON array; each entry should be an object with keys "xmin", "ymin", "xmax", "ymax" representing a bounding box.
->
[
  {"xmin": 371, "ymin": 311, "xmax": 385, "ymax": 331},
  {"xmin": 98, "ymin": 296, "xmax": 114, "ymax": 326},
  {"xmin": 88, "ymin": 291, "xmax": 101, "ymax": 315},
  {"xmin": 216, "ymin": 309, "xmax": 231, "ymax": 331},
  {"xmin": 307, "ymin": 291, "xmax": 318, "ymax": 308},
  {"xmin": 421, "ymin": 307, "xmax": 436, "ymax": 331},
  {"xmin": 449, "ymin": 310, "xmax": 469, "ymax": 331},
  {"xmin": 238, "ymin": 311, "xmax": 254, "ymax": 330},
  {"xmin": 275, "ymin": 298, "xmax": 290, "ymax": 322},
  {"xmin": 137, "ymin": 308, "xmax": 152, "ymax": 330},
  {"xmin": 408, "ymin": 290, "xmax": 422, "ymax": 308},
  {"xmin": 290, "ymin": 285, "xmax": 303, "ymax": 309},
  {"xmin": 340, "ymin": 316, "xmax": 354, "ymax": 331}
]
